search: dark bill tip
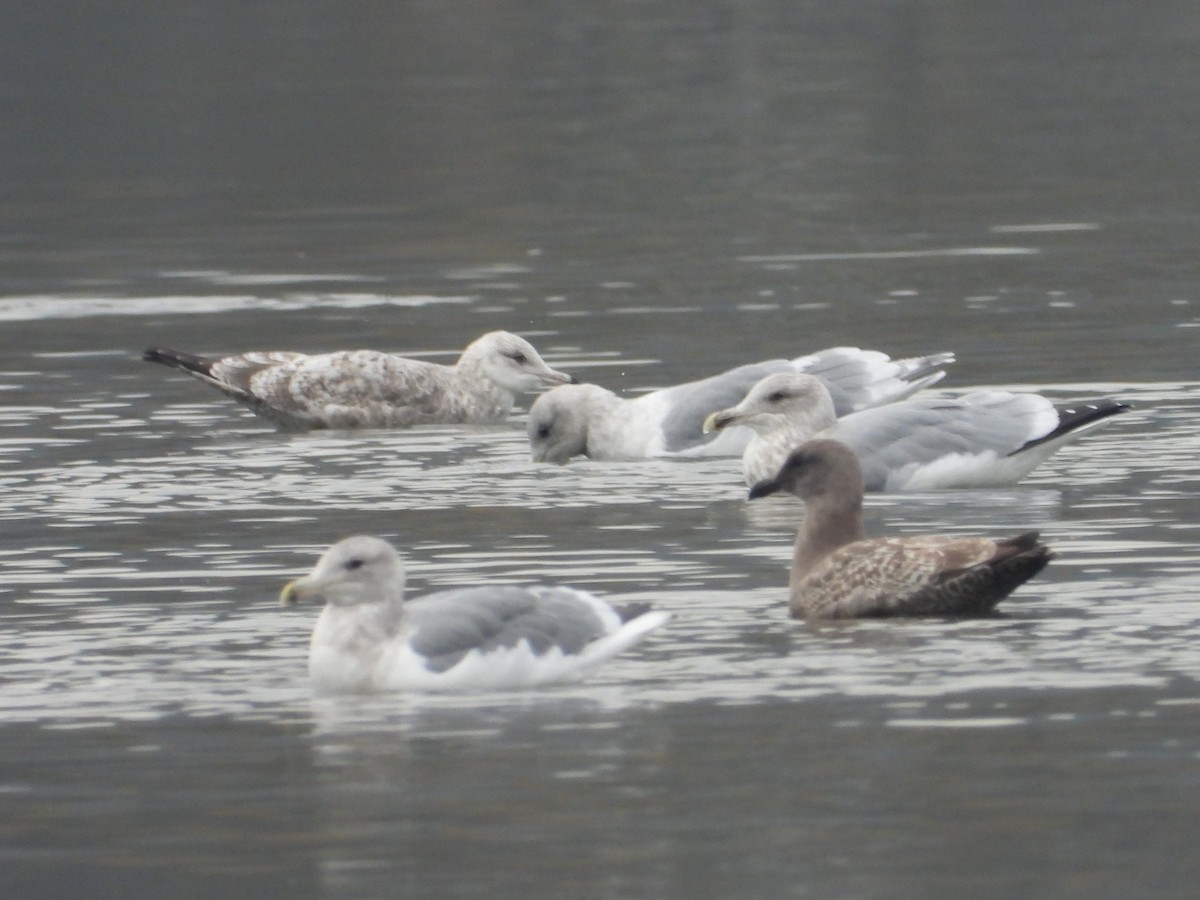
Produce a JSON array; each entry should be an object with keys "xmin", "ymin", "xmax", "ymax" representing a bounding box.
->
[{"xmin": 747, "ymin": 478, "xmax": 780, "ymax": 501}]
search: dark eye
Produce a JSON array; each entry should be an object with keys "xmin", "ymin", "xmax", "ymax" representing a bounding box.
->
[
  {"xmin": 345, "ymin": 558, "xmax": 365, "ymax": 571},
  {"xmin": 536, "ymin": 424, "xmax": 551, "ymax": 439},
  {"xmin": 767, "ymin": 391, "xmax": 787, "ymax": 403},
  {"xmin": 509, "ymin": 351, "xmax": 528, "ymax": 364}
]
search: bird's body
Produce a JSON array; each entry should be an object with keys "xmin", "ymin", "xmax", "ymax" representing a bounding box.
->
[
  {"xmin": 527, "ymin": 347, "xmax": 953, "ymax": 463},
  {"xmin": 705, "ymin": 372, "xmax": 1130, "ymax": 490},
  {"xmin": 280, "ymin": 536, "xmax": 668, "ymax": 692},
  {"xmin": 748, "ymin": 439, "xmax": 1053, "ymax": 618},
  {"xmin": 144, "ymin": 331, "xmax": 573, "ymax": 430},
  {"xmin": 784, "ymin": 531, "xmax": 1051, "ymax": 618}
]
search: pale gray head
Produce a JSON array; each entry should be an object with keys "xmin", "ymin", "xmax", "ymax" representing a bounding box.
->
[
  {"xmin": 464, "ymin": 331, "xmax": 575, "ymax": 393},
  {"xmin": 747, "ymin": 438, "xmax": 864, "ymax": 503},
  {"xmin": 280, "ymin": 535, "xmax": 406, "ymax": 608},
  {"xmin": 702, "ymin": 373, "xmax": 837, "ymax": 437},
  {"xmin": 527, "ymin": 384, "xmax": 592, "ymax": 462}
]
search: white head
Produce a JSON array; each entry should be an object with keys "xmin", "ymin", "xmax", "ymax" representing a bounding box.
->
[
  {"xmin": 702, "ymin": 373, "xmax": 838, "ymax": 438},
  {"xmin": 526, "ymin": 383, "xmax": 601, "ymax": 462},
  {"xmin": 461, "ymin": 331, "xmax": 575, "ymax": 393},
  {"xmin": 280, "ymin": 535, "xmax": 406, "ymax": 609}
]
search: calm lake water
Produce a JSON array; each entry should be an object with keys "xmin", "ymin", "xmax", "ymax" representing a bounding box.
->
[{"xmin": 3, "ymin": 2, "xmax": 1199, "ymax": 898}]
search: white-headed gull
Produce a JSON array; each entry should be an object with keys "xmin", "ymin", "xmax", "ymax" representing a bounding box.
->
[
  {"xmin": 703, "ymin": 372, "xmax": 1130, "ymax": 491},
  {"xmin": 527, "ymin": 346, "xmax": 953, "ymax": 462},
  {"xmin": 145, "ymin": 331, "xmax": 574, "ymax": 430},
  {"xmin": 280, "ymin": 535, "xmax": 670, "ymax": 693}
]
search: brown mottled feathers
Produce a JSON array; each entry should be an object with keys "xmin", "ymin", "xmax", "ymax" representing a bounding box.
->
[
  {"xmin": 794, "ymin": 531, "xmax": 1053, "ymax": 619},
  {"xmin": 750, "ymin": 438, "xmax": 1054, "ymax": 619}
]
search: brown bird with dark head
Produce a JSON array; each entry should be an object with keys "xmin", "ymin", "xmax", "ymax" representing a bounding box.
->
[{"xmin": 748, "ymin": 439, "xmax": 1053, "ymax": 619}]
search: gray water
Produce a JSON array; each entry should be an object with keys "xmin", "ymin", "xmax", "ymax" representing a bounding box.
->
[{"xmin": 3, "ymin": 3, "xmax": 1199, "ymax": 898}]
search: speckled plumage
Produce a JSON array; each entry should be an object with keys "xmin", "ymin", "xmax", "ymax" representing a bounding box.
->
[
  {"xmin": 144, "ymin": 331, "xmax": 573, "ymax": 430},
  {"xmin": 748, "ymin": 439, "xmax": 1053, "ymax": 618},
  {"xmin": 791, "ymin": 533, "xmax": 1050, "ymax": 618},
  {"xmin": 527, "ymin": 346, "xmax": 952, "ymax": 462},
  {"xmin": 707, "ymin": 372, "xmax": 1130, "ymax": 490}
]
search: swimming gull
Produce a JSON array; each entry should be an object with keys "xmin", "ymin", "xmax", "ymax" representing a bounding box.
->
[
  {"xmin": 748, "ymin": 439, "xmax": 1054, "ymax": 618},
  {"xmin": 703, "ymin": 372, "xmax": 1130, "ymax": 490},
  {"xmin": 527, "ymin": 346, "xmax": 953, "ymax": 462},
  {"xmin": 279, "ymin": 535, "xmax": 670, "ymax": 692},
  {"xmin": 144, "ymin": 331, "xmax": 574, "ymax": 430}
]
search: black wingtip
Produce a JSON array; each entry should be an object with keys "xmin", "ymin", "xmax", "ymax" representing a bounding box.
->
[
  {"xmin": 1014, "ymin": 398, "xmax": 1132, "ymax": 454},
  {"xmin": 142, "ymin": 346, "xmax": 212, "ymax": 375},
  {"xmin": 1003, "ymin": 530, "xmax": 1043, "ymax": 553},
  {"xmin": 1063, "ymin": 398, "xmax": 1133, "ymax": 423}
]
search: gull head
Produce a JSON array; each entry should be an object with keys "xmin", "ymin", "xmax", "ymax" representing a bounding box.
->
[
  {"xmin": 703, "ymin": 372, "xmax": 838, "ymax": 437},
  {"xmin": 527, "ymin": 384, "xmax": 593, "ymax": 463},
  {"xmin": 470, "ymin": 331, "xmax": 575, "ymax": 393},
  {"xmin": 748, "ymin": 438, "xmax": 863, "ymax": 502},
  {"xmin": 280, "ymin": 535, "xmax": 406, "ymax": 609}
]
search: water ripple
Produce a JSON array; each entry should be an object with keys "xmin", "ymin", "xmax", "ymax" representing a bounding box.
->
[{"xmin": 0, "ymin": 381, "xmax": 1196, "ymax": 727}]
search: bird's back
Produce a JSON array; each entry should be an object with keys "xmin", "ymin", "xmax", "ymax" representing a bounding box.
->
[
  {"xmin": 404, "ymin": 586, "xmax": 613, "ymax": 673},
  {"xmin": 147, "ymin": 345, "xmax": 512, "ymax": 428},
  {"xmin": 384, "ymin": 586, "xmax": 668, "ymax": 690},
  {"xmin": 794, "ymin": 531, "xmax": 1052, "ymax": 618}
]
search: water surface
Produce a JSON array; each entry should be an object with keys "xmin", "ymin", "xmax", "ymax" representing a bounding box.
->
[{"xmin": 2, "ymin": 2, "xmax": 1199, "ymax": 898}]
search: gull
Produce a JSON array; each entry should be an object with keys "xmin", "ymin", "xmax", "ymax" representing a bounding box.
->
[
  {"xmin": 703, "ymin": 372, "xmax": 1130, "ymax": 490},
  {"xmin": 748, "ymin": 439, "xmax": 1054, "ymax": 618},
  {"xmin": 144, "ymin": 331, "xmax": 573, "ymax": 430},
  {"xmin": 279, "ymin": 535, "xmax": 670, "ymax": 692},
  {"xmin": 527, "ymin": 346, "xmax": 953, "ymax": 462}
]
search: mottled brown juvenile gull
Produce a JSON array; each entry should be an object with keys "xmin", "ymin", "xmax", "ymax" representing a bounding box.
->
[
  {"xmin": 704, "ymin": 372, "xmax": 1130, "ymax": 490},
  {"xmin": 144, "ymin": 331, "xmax": 574, "ymax": 430},
  {"xmin": 748, "ymin": 439, "xmax": 1053, "ymax": 618},
  {"xmin": 527, "ymin": 346, "xmax": 953, "ymax": 463},
  {"xmin": 280, "ymin": 535, "xmax": 670, "ymax": 693}
]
